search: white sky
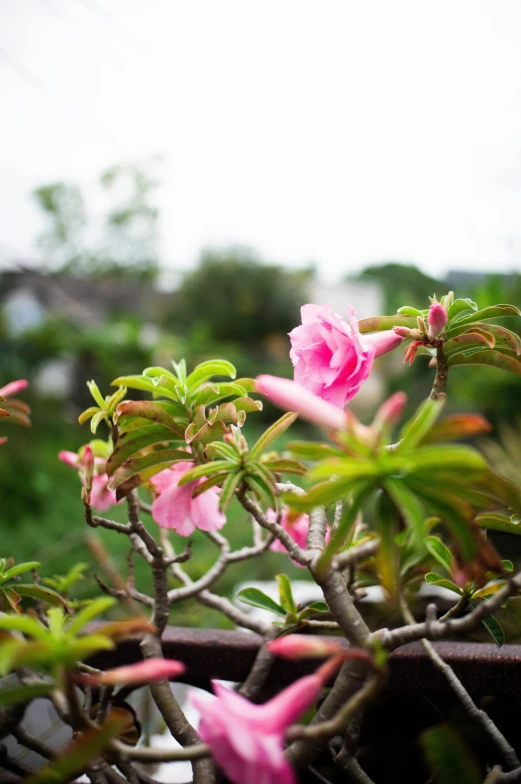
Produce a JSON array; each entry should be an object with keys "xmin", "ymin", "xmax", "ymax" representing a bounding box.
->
[{"xmin": 2, "ymin": 0, "xmax": 521, "ymax": 282}]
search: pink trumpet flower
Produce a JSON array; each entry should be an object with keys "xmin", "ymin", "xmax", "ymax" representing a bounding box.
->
[
  {"xmin": 191, "ymin": 664, "xmax": 337, "ymax": 784},
  {"xmin": 0, "ymin": 379, "xmax": 28, "ymax": 398},
  {"xmin": 256, "ymin": 375, "xmax": 347, "ymax": 431},
  {"xmin": 150, "ymin": 462, "xmax": 226, "ymax": 536},
  {"xmin": 58, "ymin": 449, "xmax": 119, "ymax": 512},
  {"xmin": 79, "ymin": 659, "xmax": 185, "ymax": 686},
  {"xmin": 288, "ymin": 304, "xmax": 403, "ymax": 407}
]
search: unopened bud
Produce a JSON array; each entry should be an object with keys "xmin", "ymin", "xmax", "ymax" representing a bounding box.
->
[
  {"xmin": 373, "ymin": 392, "xmax": 407, "ymax": 433},
  {"xmin": 428, "ymin": 302, "xmax": 448, "ymax": 339},
  {"xmin": 403, "ymin": 341, "xmax": 422, "ymax": 366},
  {"xmin": 83, "ymin": 445, "xmax": 94, "ymax": 495},
  {"xmin": 268, "ymin": 635, "xmax": 344, "ymax": 660},
  {"xmin": 393, "ymin": 326, "xmax": 421, "ymax": 340}
]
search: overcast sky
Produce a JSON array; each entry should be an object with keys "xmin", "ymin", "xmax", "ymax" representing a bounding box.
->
[{"xmin": 2, "ymin": 0, "xmax": 521, "ymax": 283}]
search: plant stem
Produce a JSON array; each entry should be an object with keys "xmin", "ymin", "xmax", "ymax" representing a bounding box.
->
[{"xmin": 430, "ymin": 343, "xmax": 449, "ymax": 399}]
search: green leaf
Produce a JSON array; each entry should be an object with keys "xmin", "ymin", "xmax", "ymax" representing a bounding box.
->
[
  {"xmin": 443, "ymin": 331, "xmax": 496, "ymax": 355},
  {"xmin": 177, "ymin": 460, "xmax": 233, "ymax": 485},
  {"xmin": 397, "ymin": 306, "xmax": 422, "ymax": 316},
  {"xmin": 25, "ymin": 714, "xmax": 129, "ymax": 784},
  {"xmin": 86, "ymin": 380, "xmax": 106, "ymax": 408},
  {"xmin": 186, "ymin": 360, "xmax": 237, "ymax": 391},
  {"xmin": 447, "ymin": 349, "xmax": 521, "ymax": 376},
  {"xmin": 316, "ymin": 484, "xmax": 373, "ymax": 574},
  {"xmin": 480, "ymin": 613, "xmax": 505, "ymax": 647},
  {"xmin": 90, "ymin": 410, "xmax": 107, "ymax": 434},
  {"xmin": 236, "ymin": 587, "xmax": 286, "ymax": 616},
  {"xmin": 420, "ymin": 725, "xmax": 482, "ymax": 784},
  {"xmin": 262, "ymin": 457, "xmax": 307, "ymax": 475},
  {"xmin": 193, "ymin": 382, "xmax": 248, "ymax": 407},
  {"xmin": 218, "ymin": 470, "xmax": 244, "ymax": 512},
  {"xmin": 65, "ymin": 596, "xmax": 115, "ymax": 637},
  {"xmin": 205, "ymin": 441, "xmax": 239, "ymax": 461},
  {"xmin": 424, "ymin": 536, "xmax": 453, "ymax": 574},
  {"xmin": 397, "ymin": 397, "xmax": 445, "ymax": 452},
  {"xmin": 309, "ymin": 458, "xmax": 380, "ymax": 482},
  {"xmin": 0, "ymin": 683, "xmax": 53, "ymax": 707},
  {"xmin": 249, "ymin": 412, "xmax": 298, "ymax": 462},
  {"xmin": 111, "ymin": 374, "xmax": 181, "ymax": 400},
  {"xmin": 407, "ymin": 445, "xmax": 487, "ymax": 473},
  {"xmin": 276, "ymin": 574, "xmax": 297, "ymax": 613},
  {"xmin": 425, "ymin": 573, "xmax": 463, "ymax": 594},
  {"xmin": 0, "ymin": 614, "xmax": 49, "ymax": 640},
  {"xmin": 78, "ymin": 406, "xmax": 101, "ymax": 425},
  {"xmin": 0, "ymin": 561, "xmax": 41, "ymax": 583},
  {"xmin": 244, "ymin": 473, "xmax": 277, "ymax": 509},
  {"xmin": 447, "ymin": 298, "xmax": 477, "ymax": 320},
  {"xmin": 287, "ymin": 441, "xmax": 344, "ymax": 461},
  {"xmin": 374, "ymin": 491, "xmax": 400, "ymax": 597},
  {"xmin": 15, "ymin": 584, "xmax": 72, "ymax": 611},
  {"xmin": 384, "ymin": 479, "xmax": 427, "ymax": 546},
  {"xmin": 450, "ymin": 303, "xmax": 521, "ymax": 326}
]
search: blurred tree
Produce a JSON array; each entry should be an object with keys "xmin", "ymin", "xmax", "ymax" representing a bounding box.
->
[
  {"xmin": 33, "ymin": 158, "xmax": 161, "ymax": 281},
  {"xmin": 354, "ymin": 262, "xmax": 443, "ymax": 314},
  {"xmin": 169, "ymin": 248, "xmax": 309, "ymax": 344}
]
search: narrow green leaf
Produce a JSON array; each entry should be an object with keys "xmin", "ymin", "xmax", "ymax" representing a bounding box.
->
[
  {"xmin": 218, "ymin": 470, "xmax": 244, "ymax": 512},
  {"xmin": 111, "ymin": 374, "xmax": 180, "ymax": 400},
  {"xmin": 15, "ymin": 584, "xmax": 72, "ymax": 612},
  {"xmin": 309, "ymin": 458, "xmax": 379, "ymax": 482},
  {"xmin": 1, "ymin": 561, "xmax": 41, "ymax": 583},
  {"xmin": 443, "ymin": 331, "xmax": 495, "ymax": 355},
  {"xmin": 424, "ymin": 536, "xmax": 453, "ymax": 574},
  {"xmin": 397, "ymin": 306, "xmax": 423, "ymax": 316},
  {"xmin": 316, "ymin": 483, "xmax": 373, "ymax": 574},
  {"xmin": 177, "ymin": 460, "xmax": 233, "ymax": 485},
  {"xmin": 65, "ymin": 596, "xmax": 115, "ymax": 637},
  {"xmin": 480, "ymin": 614, "xmax": 505, "ymax": 647},
  {"xmin": 249, "ymin": 412, "xmax": 298, "ymax": 462},
  {"xmin": 78, "ymin": 406, "xmax": 100, "ymax": 425},
  {"xmin": 475, "ymin": 513, "xmax": 521, "ymax": 535},
  {"xmin": 288, "ymin": 441, "xmax": 344, "ymax": 461},
  {"xmin": 425, "ymin": 573, "xmax": 462, "ymax": 593},
  {"xmin": 90, "ymin": 410, "xmax": 106, "ymax": 434},
  {"xmin": 450, "ymin": 303, "xmax": 521, "ymax": 326},
  {"xmin": 186, "ymin": 360, "xmax": 237, "ymax": 391},
  {"xmin": 86, "ymin": 380, "xmax": 106, "ymax": 408},
  {"xmin": 192, "ymin": 472, "xmax": 229, "ymax": 497},
  {"xmin": 245, "ymin": 473, "xmax": 277, "ymax": 509},
  {"xmin": 111, "ymin": 449, "xmax": 191, "ymax": 494},
  {"xmin": 0, "ymin": 614, "xmax": 49, "ymax": 640},
  {"xmin": 236, "ymin": 587, "xmax": 286, "ymax": 616},
  {"xmin": 397, "ymin": 397, "xmax": 445, "ymax": 452},
  {"xmin": 262, "ymin": 457, "xmax": 307, "ymax": 475},
  {"xmin": 276, "ymin": 574, "xmax": 297, "ymax": 613},
  {"xmin": 384, "ymin": 479, "xmax": 427, "ymax": 546},
  {"xmin": 0, "ymin": 683, "xmax": 53, "ymax": 707}
]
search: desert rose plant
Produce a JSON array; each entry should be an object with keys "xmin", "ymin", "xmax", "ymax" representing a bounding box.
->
[{"xmin": 3, "ymin": 294, "xmax": 521, "ymax": 783}]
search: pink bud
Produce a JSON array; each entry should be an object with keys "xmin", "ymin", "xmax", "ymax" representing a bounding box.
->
[
  {"xmin": 373, "ymin": 391, "xmax": 407, "ymax": 431},
  {"xmin": 256, "ymin": 375, "xmax": 348, "ymax": 431},
  {"xmin": 0, "ymin": 379, "xmax": 28, "ymax": 399},
  {"xmin": 79, "ymin": 658, "xmax": 186, "ymax": 686},
  {"xmin": 58, "ymin": 450, "xmax": 81, "ymax": 469},
  {"xmin": 363, "ymin": 330, "xmax": 404, "ymax": 358},
  {"xmin": 428, "ymin": 302, "xmax": 448, "ymax": 339},
  {"xmin": 268, "ymin": 635, "xmax": 344, "ymax": 660},
  {"xmin": 403, "ymin": 340, "xmax": 422, "ymax": 366},
  {"xmin": 393, "ymin": 326, "xmax": 421, "ymax": 340},
  {"xmin": 83, "ymin": 445, "xmax": 94, "ymax": 495}
]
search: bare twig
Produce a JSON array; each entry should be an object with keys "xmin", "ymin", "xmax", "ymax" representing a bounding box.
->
[
  {"xmin": 332, "ymin": 539, "xmax": 379, "ymax": 571},
  {"xmin": 400, "ymin": 595, "xmax": 519, "ymax": 771}
]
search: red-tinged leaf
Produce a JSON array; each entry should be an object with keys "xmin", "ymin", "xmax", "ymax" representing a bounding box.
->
[
  {"xmin": 443, "ymin": 331, "xmax": 496, "ymax": 355},
  {"xmin": 25, "ymin": 714, "xmax": 129, "ymax": 784},
  {"xmin": 448, "ymin": 322, "xmax": 521, "ymax": 355},
  {"xmin": 15, "ymin": 584, "xmax": 72, "ymax": 612},
  {"xmin": 2, "ymin": 399, "xmax": 31, "ymax": 415},
  {"xmin": 112, "ymin": 449, "xmax": 191, "ymax": 498},
  {"xmin": 447, "ymin": 349, "xmax": 521, "ymax": 376},
  {"xmin": 475, "ymin": 513, "xmax": 521, "ymax": 535},
  {"xmin": 0, "ymin": 407, "xmax": 31, "ymax": 427},
  {"xmin": 3, "ymin": 587, "xmax": 22, "ymax": 613},
  {"xmin": 358, "ymin": 315, "xmax": 417, "ymax": 333},
  {"xmin": 107, "ymin": 425, "xmax": 177, "ymax": 474},
  {"xmin": 450, "ymin": 303, "xmax": 521, "ymax": 326},
  {"xmin": 420, "ymin": 414, "xmax": 492, "ymax": 444},
  {"xmin": 185, "ymin": 419, "xmax": 228, "ymax": 446},
  {"xmin": 115, "ymin": 401, "xmax": 186, "ymax": 433}
]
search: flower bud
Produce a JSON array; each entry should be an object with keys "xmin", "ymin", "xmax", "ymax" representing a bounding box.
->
[
  {"xmin": 393, "ymin": 326, "xmax": 422, "ymax": 340},
  {"xmin": 83, "ymin": 445, "xmax": 94, "ymax": 496},
  {"xmin": 428, "ymin": 302, "xmax": 448, "ymax": 339},
  {"xmin": 373, "ymin": 392, "xmax": 407, "ymax": 433},
  {"xmin": 79, "ymin": 659, "xmax": 185, "ymax": 686},
  {"xmin": 267, "ymin": 635, "xmax": 344, "ymax": 660}
]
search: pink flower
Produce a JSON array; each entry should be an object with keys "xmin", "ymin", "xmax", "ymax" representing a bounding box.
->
[
  {"xmin": 289, "ymin": 305, "xmax": 403, "ymax": 408},
  {"xmin": 191, "ymin": 673, "xmax": 326, "ymax": 784},
  {"xmin": 79, "ymin": 658, "xmax": 185, "ymax": 686},
  {"xmin": 428, "ymin": 301, "xmax": 448, "ymax": 339},
  {"xmin": 58, "ymin": 449, "xmax": 119, "ymax": 512},
  {"xmin": 0, "ymin": 379, "xmax": 28, "ymax": 398},
  {"xmin": 150, "ymin": 462, "xmax": 226, "ymax": 536},
  {"xmin": 268, "ymin": 508, "xmax": 310, "ymax": 566},
  {"xmin": 256, "ymin": 375, "xmax": 347, "ymax": 431}
]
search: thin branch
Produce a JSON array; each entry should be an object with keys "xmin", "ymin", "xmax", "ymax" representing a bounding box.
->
[
  {"xmin": 110, "ymin": 739, "xmax": 210, "ymax": 762},
  {"xmin": 12, "ymin": 727, "xmax": 56, "ymax": 760},
  {"xmin": 332, "ymin": 539, "xmax": 379, "ymax": 571},
  {"xmin": 381, "ymin": 571, "xmax": 521, "ymax": 649},
  {"xmin": 400, "ymin": 595, "xmax": 519, "ymax": 771}
]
